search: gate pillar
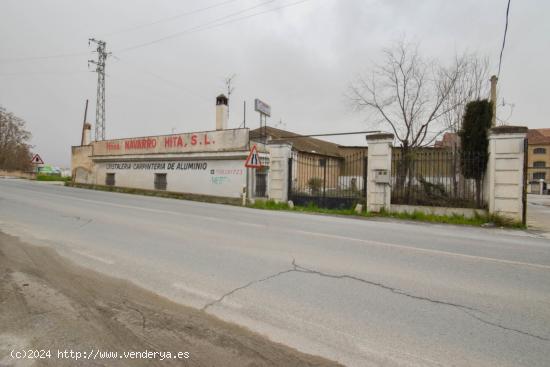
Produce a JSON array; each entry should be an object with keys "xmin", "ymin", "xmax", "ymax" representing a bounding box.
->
[
  {"xmin": 267, "ymin": 143, "xmax": 293, "ymax": 203},
  {"xmin": 486, "ymin": 126, "xmax": 528, "ymax": 223},
  {"xmin": 366, "ymin": 133, "xmax": 394, "ymax": 213}
]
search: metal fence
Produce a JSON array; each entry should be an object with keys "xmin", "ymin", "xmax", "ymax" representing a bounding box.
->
[
  {"xmin": 288, "ymin": 151, "xmax": 367, "ymax": 209},
  {"xmin": 391, "ymin": 149, "xmax": 487, "ymax": 209}
]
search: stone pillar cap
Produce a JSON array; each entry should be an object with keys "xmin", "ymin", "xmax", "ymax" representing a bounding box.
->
[
  {"xmin": 489, "ymin": 125, "xmax": 528, "ymax": 135},
  {"xmin": 366, "ymin": 133, "xmax": 394, "ymax": 141}
]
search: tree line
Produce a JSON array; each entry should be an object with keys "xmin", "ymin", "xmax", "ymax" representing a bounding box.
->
[{"xmin": 0, "ymin": 106, "xmax": 33, "ymax": 171}]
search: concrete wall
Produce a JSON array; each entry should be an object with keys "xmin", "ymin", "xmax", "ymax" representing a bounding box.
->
[
  {"xmin": 94, "ymin": 158, "xmax": 247, "ymax": 198},
  {"xmin": 0, "ymin": 170, "xmax": 35, "ymax": 179},
  {"xmin": 486, "ymin": 126, "xmax": 528, "ymax": 222},
  {"xmin": 391, "ymin": 204, "xmax": 487, "ymax": 219},
  {"xmin": 267, "ymin": 144, "xmax": 292, "ymax": 202},
  {"xmin": 71, "ymin": 145, "xmax": 94, "ymax": 184},
  {"xmin": 366, "ymin": 134, "xmax": 393, "ymax": 212}
]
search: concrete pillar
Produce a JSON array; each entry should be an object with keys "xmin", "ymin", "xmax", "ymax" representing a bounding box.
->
[
  {"xmin": 366, "ymin": 133, "xmax": 394, "ymax": 212},
  {"xmin": 267, "ymin": 143, "xmax": 292, "ymax": 203},
  {"xmin": 486, "ymin": 126, "xmax": 528, "ymax": 222}
]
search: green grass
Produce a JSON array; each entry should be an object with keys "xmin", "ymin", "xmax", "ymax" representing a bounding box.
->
[
  {"xmin": 66, "ymin": 182, "xmax": 524, "ymax": 229},
  {"xmin": 36, "ymin": 174, "xmax": 71, "ymax": 182},
  {"xmin": 248, "ymin": 200, "xmax": 525, "ymax": 228}
]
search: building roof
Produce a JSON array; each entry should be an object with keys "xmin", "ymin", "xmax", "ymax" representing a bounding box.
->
[
  {"xmin": 250, "ymin": 126, "xmax": 343, "ymax": 158},
  {"xmin": 528, "ymin": 129, "xmax": 550, "ymax": 145},
  {"xmin": 434, "ymin": 132, "xmax": 459, "ymax": 148}
]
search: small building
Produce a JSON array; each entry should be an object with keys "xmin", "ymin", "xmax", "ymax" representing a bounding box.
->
[{"xmin": 527, "ymin": 128, "xmax": 550, "ymax": 193}]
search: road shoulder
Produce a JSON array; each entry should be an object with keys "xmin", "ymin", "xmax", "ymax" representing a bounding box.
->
[{"xmin": 0, "ymin": 231, "xmax": 341, "ymax": 367}]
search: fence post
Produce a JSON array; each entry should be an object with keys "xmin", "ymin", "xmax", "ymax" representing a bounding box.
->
[
  {"xmin": 366, "ymin": 133, "xmax": 394, "ymax": 213},
  {"xmin": 486, "ymin": 126, "xmax": 528, "ymax": 223},
  {"xmin": 267, "ymin": 143, "xmax": 293, "ymax": 203}
]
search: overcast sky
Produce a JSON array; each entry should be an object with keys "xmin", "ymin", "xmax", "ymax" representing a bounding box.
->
[{"xmin": 1, "ymin": 0, "xmax": 548, "ymax": 166}]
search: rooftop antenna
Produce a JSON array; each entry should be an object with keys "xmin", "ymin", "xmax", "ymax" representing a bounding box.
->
[{"xmin": 224, "ymin": 74, "xmax": 236, "ymax": 124}]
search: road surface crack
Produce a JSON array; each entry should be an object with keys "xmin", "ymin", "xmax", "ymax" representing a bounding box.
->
[
  {"xmin": 292, "ymin": 261, "xmax": 480, "ymax": 312},
  {"xmin": 203, "ymin": 259, "xmax": 548, "ymax": 342},
  {"xmin": 123, "ymin": 301, "xmax": 146, "ymax": 330},
  {"xmin": 201, "ymin": 268, "xmax": 296, "ymax": 311},
  {"xmin": 60, "ymin": 214, "xmax": 93, "ymax": 229},
  {"xmin": 464, "ymin": 310, "xmax": 549, "ymax": 341}
]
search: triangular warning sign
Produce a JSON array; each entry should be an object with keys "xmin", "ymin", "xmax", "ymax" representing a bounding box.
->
[
  {"xmin": 30, "ymin": 154, "xmax": 44, "ymax": 165},
  {"xmin": 245, "ymin": 145, "xmax": 262, "ymax": 168}
]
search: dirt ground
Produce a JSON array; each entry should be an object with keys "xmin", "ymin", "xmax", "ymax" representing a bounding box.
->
[{"xmin": 0, "ymin": 232, "xmax": 341, "ymax": 367}]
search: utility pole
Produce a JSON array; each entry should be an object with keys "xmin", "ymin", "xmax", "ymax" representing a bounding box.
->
[
  {"xmin": 490, "ymin": 75, "xmax": 498, "ymax": 127},
  {"xmin": 81, "ymin": 99, "xmax": 88, "ymax": 145},
  {"xmin": 88, "ymin": 39, "xmax": 110, "ymax": 141}
]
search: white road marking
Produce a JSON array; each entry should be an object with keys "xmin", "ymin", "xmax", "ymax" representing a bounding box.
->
[
  {"xmin": 172, "ymin": 282, "xmax": 219, "ymax": 301},
  {"xmin": 71, "ymin": 249, "xmax": 115, "ymax": 265},
  {"xmin": 4, "ymin": 184, "xmax": 550, "ymax": 270},
  {"xmin": 292, "ymin": 230, "xmax": 550, "ymax": 271}
]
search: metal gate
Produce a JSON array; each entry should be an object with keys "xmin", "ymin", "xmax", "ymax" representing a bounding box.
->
[
  {"xmin": 521, "ymin": 138, "xmax": 529, "ymax": 226},
  {"xmin": 288, "ymin": 151, "xmax": 367, "ymax": 209}
]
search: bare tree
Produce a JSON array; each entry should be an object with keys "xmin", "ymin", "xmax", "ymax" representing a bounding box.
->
[
  {"xmin": 440, "ymin": 53, "xmax": 490, "ymax": 197},
  {"xmin": 0, "ymin": 106, "xmax": 33, "ymax": 171},
  {"xmin": 348, "ymin": 40, "xmax": 490, "ymax": 201},
  {"xmin": 442, "ymin": 53, "xmax": 490, "ymax": 135},
  {"xmin": 348, "ymin": 40, "xmax": 468, "ymax": 151}
]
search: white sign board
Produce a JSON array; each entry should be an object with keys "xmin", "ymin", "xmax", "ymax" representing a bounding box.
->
[{"xmin": 254, "ymin": 99, "xmax": 271, "ymax": 117}]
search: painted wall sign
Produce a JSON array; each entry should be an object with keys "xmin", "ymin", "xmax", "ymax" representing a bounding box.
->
[
  {"xmin": 93, "ymin": 128, "xmax": 249, "ymax": 156},
  {"xmin": 95, "ymin": 159, "xmax": 246, "ymax": 198},
  {"xmin": 105, "ymin": 162, "xmax": 208, "ymax": 171}
]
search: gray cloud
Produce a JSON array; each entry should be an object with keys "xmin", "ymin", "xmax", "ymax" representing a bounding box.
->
[{"xmin": 1, "ymin": 0, "xmax": 548, "ymax": 166}]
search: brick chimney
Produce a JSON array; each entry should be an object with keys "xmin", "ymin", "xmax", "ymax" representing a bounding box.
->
[
  {"xmin": 216, "ymin": 94, "xmax": 228, "ymax": 130},
  {"xmin": 82, "ymin": 123, "xmax": 92, "ymax": 145}
]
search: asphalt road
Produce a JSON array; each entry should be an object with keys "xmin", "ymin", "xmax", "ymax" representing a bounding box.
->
[
  {"xmin": 1, "ymin": 179, "xmax": 549, "ymax": 367},
  {"xmin": 527, "ymin": 194, "xmax": 550, "ymax": 238}
]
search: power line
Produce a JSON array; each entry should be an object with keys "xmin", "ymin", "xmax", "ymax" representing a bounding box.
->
[
  {"xmin": 0, "ymin": 0, "xmax": 311, "ymax": 63},
  {"xmin": 101, "ymin": 0, "xmax": 242, "ymax": 37},
  {"xmin": 116, "ymin": 0, "xmax": 279, "ymax": 52},
  {"xmin": 116, "ymin": 0, "xmax": 310, "ymax": 53},
  {"xmin": 0, "ymin": 70, "xmax": 89, "ymax": 77},
  {"xmin": 0, "ymin": 1, "xmax": 243, "ymax": 63},
  {"xmin": 497, "ymin": 0, "xmax": 511, "ymax": 78},
  {"xmin": 276, "ymin": 130, "xmax": 382, "ymax": 139},
  {"xmin": 0, "ymin": 51, "xmax": 88, "ymax": 64},
  {"xmin": 110, "ymin": 54, "xmax": 212, "ymax": 103}
]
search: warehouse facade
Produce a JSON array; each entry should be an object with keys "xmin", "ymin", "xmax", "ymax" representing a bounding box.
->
[{"xmin": 72, "ymin": 95, "xmax": 268, "ymax": 199}]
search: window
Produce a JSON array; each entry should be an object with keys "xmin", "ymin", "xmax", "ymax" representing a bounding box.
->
[
  {"xmin": 533, "ymin": 147, "xmax": 546, "ymax": 154},
  {"xmin": 154, "ymin": 173, "xmax": 167, "ymax": 190},
  {"xmin": 533, "ymin": 161, "xmax": 546, "ymax": 168},
  {"xmin": 105, "ymin": 173, "xmax": 115, "ymax": 186},
  {"xmin": 533, "ymin": 172, "xmax": 546, "ymax": 180},
  {"xmin": 255, "ymin": 170, "xmax": 267, "ymax": 197}
]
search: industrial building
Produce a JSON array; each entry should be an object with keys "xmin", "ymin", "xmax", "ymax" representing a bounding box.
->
[{"xmin": 72, "ymin": 95, "xmax": 268, "ymax": 199}]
